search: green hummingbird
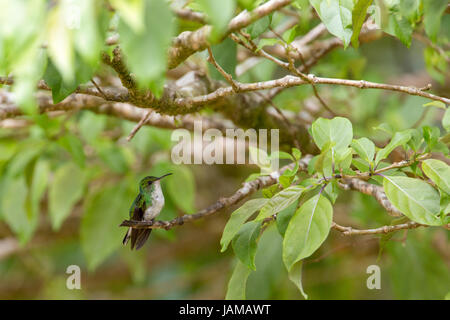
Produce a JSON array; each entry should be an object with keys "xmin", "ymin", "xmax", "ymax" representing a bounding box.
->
[{"xmin": 123, "ymin": 173, "xmax": 172, "ymax": 250}]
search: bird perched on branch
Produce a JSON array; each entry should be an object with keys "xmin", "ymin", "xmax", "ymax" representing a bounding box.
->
[{"xmin": 123, "ymin": 173, "xmax": 172, "ymax": 250}]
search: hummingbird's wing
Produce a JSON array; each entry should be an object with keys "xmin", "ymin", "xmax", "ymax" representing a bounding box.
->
[
  {"xmin": 123, "ymin": 193, "xmax": 153, "ymax": 250},
  {"xmin": 129, "ymin": 193, "xmax": 144, "ymax": 219}
]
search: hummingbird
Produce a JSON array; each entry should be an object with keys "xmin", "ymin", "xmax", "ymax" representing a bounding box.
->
[{"xmin": 123, "ymin": 173, "xmax": 172, "ymax": 250}]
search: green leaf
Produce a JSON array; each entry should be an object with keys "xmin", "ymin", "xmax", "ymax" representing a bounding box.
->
[
  {"xmin": 208, "ymin": 38, "xmax": 237, "ymax": 80},
  {"xmin": 351, "ymin": 0, "xmax": 373, "ymax": 48},
  {"xmin": 383, "ymin": 176, "xmax": 442, "ymax": 226},
  {"xmin": 314, "ymin": 147, "xmax": 333, "ymax": 176},
  {"xmin": 269, "ymin": 150, "xmax": 294, "ymax": 161},
  {"xmin": 422, "ymin": 159, "xmax": 450, "ymax": 195},
  {"xmin": 30, "ymin": 160, "xmax": 49, "ymax": 219},
  {"xmin": 323, "ymin": 179, "xmax": 340, "ymax": 204},
  {"xmin": 335, "ymin": 147, "xmax": 353, "ymax": 171},
  {"xmin": 97, "ymin": 142, "xmax": 128, "ymax": 173},
  {"xmin": 351, "ymin": 137, "xmax": 375, "ymax": 164},
  {"xmin": 79, "ymin": 112, "xmax": 106, "ymax": 143},
  {"xmin": 443, "ymin": 108, "xmax": 450, "ymax": 132},
  {"xmin": 6, "ymin": 141, "xmax": 45, "ymax": 177},
  {"xmin": 292, "ymin": 148, "xmax": 302, "ymax": 160},
  {"xmin": 0, "ymin": 0, "xmax": 46, "ymax": 113},
  {"xmin": 423, "ymin": 0, "xmax": 448, "ymax": 42},
  {"xmin": 73, "ymin": 0, "xmax": 104, "ymax": 66},
  {"xmin": 249, "ymin": 145, "xmax": 273, "ymax": 174},
  {"xmin": 166, "ymin": 165, "xmax": 195, "ymax": 214},
  {"xmin": 256, "ymin": 185, "xmax": 304, "ymax": 221},
  {"xmin": 375, "ymin": 130, "xmax": 411, "ymax": 166},
  {"xmin": 311, "ymin": 117, "xmax": 353, "ymax": 151},
  {"xmin": 283, "ymin": 194, "xmax": 333, "ymax": 271},
  {"xmin": 373, "ymin": 122, "xmax": 393, "ymax": 136},
  {"xmin": 282, "ymin": 25, "xmax": 299, "ymax": 44},
  {"xmin": 423, "ymin": 101, "xmax": 446, "ymax": 110},
  {"xmin": 385, "ymin": 12, "xmax": 413, "ymax": 47},
  {"xmin": 422, "ymin": 126, "xmax": 440, "ymax": 152},
  {"xmin": 49, "ymin": 163, "xmax": 85, "ymax": 230},
  {"xmin": 232, "ymin": 220, "xmax": 261, "ymax": 270},
  {"xmin": 1, "ymin": 175, "xmax": 37, "ymax": 244},
  {"xmin": 407, "ymin": 128, "xmax": 423, "ymax": 152},
  {"xmin": 198, "ymin": 0, "xmax": 235, "ymax": 39},
  {"xmin": 110, "ymin": 0, "xmax": 145, "ymax": 32},
  {"xmin": 256, "ymin": 38, "xmax": 279, "ymax": 51},
  {"xmin": 288, "ymin": 260, "xmax": 308, "ymax": 299},
  {"xmin": 46, "ymin": 5, "xmax": 74, "ymax": 82},
  {"xmin": 262, "ymin": 184, "xmax": 280, "ymax": 199},
  {"xmin": 225, "ymin": 261, "xmax": 252, "ymax": 300},
  {"xmin": 221, "ymin": 198, "xmax": 268, "ymax": 252},
  {"xmin": 309, "ymin": 0, "xmax": 353, "ymax": 47},
  {"xmin": 247, "ymin": 15, "xmax": 271, "ymax": 39},
  {"xmin": 81, "ymin": 183, "xmax": 131, "ymax": 271},
  {"xmin": 43, "ymin": 60, "xmax": 76, "ymax": 103},
  {"xmin": 44, "ymin": 56, "xmax": 95, "ymax": 104},
  {"xmin": 118, "ymin": 0, "xmax": 175, "ymax": 95},
  {"xmin": 276, "ymin": 199, "xmax": 299, "ymax": 237},
  {"xmin": 58, "ymin": 134, "xmax": 86, "ymax": 167}
]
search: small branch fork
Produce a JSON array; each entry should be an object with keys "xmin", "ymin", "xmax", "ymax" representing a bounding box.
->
[{"xmin": 267, "ymin": 27, "xmax": 335, "ymax": 116}]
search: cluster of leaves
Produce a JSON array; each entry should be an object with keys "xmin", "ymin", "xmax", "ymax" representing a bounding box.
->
[
  {"xmin": 1, "ymin": 1, "xmax": 448, "ymax": 112},
  {"xmin": 222, "ymin": 113, "xmax": 449, "ymax": 299}
]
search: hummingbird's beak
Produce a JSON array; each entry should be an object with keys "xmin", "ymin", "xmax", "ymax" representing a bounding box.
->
[{"xmin": 156, "ymin": 173, "xmax": 172, "ymax": 180}]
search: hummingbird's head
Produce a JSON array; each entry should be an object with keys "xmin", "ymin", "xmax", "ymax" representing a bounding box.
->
[{"xmin": 139, "ymin": 173, "xmax": 172, "ymax": 192}]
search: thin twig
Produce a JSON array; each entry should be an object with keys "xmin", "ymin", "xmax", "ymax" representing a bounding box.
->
[
  {"xmin": 126, "ymin": 109, "xmax": 153, "ymax": 141},
  {"xmin": 331, "ymin": 221, "xmax": 427, "ymax": 236},
  {"xmin": 91, "ymin": 78, "xmax": 108, "ymax": 101},
  {"xmin": 206, "ymin": 46, "xmax": 240, "ymax": 92}
]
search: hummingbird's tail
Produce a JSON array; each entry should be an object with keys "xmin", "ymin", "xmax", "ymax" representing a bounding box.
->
[
  {"xmin": 122, "ymin": 222, "xmax": 153, "ymax": 250},
  {"xmin": 122, "ymin": 228, "xmax": 132, "ymax": 246}
]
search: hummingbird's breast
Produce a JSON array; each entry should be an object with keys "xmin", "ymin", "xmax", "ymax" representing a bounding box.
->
[{"xmin": 143, "ymin": 181, "xmax": 165, "ymax": 221}]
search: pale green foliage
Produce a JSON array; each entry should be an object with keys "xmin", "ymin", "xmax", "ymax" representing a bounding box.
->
[
  {"xmin": 221, "ymin": 198, "xmax": 268, "ymax": 252},
  {"xmin": 118, "ymin": 0, "xmax": 176, "ymax": 95},
  {"xmin": 256, "ymin": 185, "xmax": 304, "ymax": 221},
  {"xmin": 81, "ymin": 184, "xmax": 131, "ymax": 270},
  {"xmin": 225, "ymin": 260, "xmax": 252, "ymax": 299},
  {"xmin": 422, "ymin": 159, "xmax": 450, "ymax": 195},
  {"xmin": 49, "ymin": 163, "xmax": 85, "ymax": 230},
  {"xmin": 282, "ymin": 194, "xmax": 333, "ymax": 271}
]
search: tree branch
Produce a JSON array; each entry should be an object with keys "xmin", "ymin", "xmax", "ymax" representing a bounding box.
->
[
  {"xmin": 0, "ymin": 93, "xmax": 234, "ymax": 132},
  {"xmin": 168, "ymin": 74, "xmax": 449, "ymax": 111},
  {"xmin": 119, "ymin": 155, "xmax": 313, "ymax": 230},
  {"xmin": 332, "ymin": 221, "xmax": 426, "ymax": 235},
  {"xmin": 338, "ymin": 178, "xmax": 403, "ymax": 217}
]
